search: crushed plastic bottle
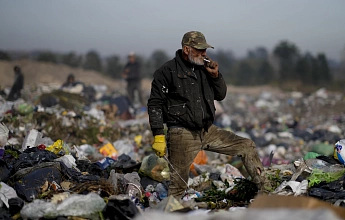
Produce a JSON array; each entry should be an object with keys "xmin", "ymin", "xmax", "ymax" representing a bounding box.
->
[
  {"xmin": 96, "ymin": 157, "xmax": 116, "ymax": 169},
  {"xmin": 124, "ymin": 173, "xmax": 143, "ymax": 199},
  {"xmin": 334, "ymin": 139, "xmax": 345, "ymax": 165},
  {"xmin": 148, "ymin": 192, "xmax": 160, "ymax": 205},
  {"xmin": 155, "ymin": 183, "xmax": 168, "ymax": 199}
]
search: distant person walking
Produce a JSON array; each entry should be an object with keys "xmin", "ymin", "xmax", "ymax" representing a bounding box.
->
[
  {"xmin": 122, "ymin": 52, "xmax": 144, "ymax": 106},
  {"xmin": 7, "ymin": 66, "xmax": 24, "ymax": 101}
]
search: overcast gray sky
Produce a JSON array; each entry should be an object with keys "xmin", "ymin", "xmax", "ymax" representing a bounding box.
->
[{"xmin": 1, "ymin": 0, "xmax": 344, "ymax": 61}]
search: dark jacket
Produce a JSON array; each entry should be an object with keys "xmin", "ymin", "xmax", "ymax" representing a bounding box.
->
[
  {"xmin": 7, "ymin": 71, "xmax": 24, "ymax": 101},
  {"xmin": 147, "ymin": 50, "xmax": 227, "ymax": 135},
  {"xmin": 124, "ymin": 62, "xmax": 141, "ymax": 82}
]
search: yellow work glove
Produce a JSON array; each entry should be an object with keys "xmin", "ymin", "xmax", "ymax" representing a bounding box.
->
[{"xmin": 152, "ymin": 135, "xmax": 167, "ymax": 157}]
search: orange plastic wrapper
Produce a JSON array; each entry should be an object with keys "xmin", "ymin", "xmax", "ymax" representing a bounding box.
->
[
  {"xmin": 99, "ymin": 142, "xmax": 118, "ymax": 159},
  {"xmin": 190, "ymin": 150, "xmax": 208, "ymax": 176}
]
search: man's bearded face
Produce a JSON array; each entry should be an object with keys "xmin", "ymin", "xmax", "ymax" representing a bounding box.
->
[{"xmin": 188, "ymin": 47, "xmax": 206, "ymax": 66}]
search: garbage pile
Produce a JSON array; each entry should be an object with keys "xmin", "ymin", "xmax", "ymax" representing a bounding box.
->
[{"xmin": 1, "ymin": 85, "xmax": 345, "ymax": 220}]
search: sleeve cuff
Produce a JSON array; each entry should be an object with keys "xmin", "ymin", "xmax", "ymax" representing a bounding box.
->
[{"xmin": 152, "ymin": 129, "xmax": 164, "ymax": 136}]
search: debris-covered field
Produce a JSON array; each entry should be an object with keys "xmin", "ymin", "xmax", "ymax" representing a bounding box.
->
[{"xmin": 1, "ymin": 82, "xmax": 345, "ymax": 220}]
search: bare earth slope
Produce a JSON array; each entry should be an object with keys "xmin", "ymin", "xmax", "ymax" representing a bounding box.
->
[
  {"xmin": 0, "ymin": 60, "xmax": 123, "ymax": 90},
  {"xmin": 0, "ymin": 60, "xmax": 282, "ymax": 95}
]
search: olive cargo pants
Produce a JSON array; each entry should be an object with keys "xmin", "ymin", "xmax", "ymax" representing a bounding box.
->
[{"xmin": 167, "ymin": 124, "xmax": 265, "ymax": 199}]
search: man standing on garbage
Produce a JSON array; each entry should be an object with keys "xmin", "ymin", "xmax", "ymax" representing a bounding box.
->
[
  {"xmin": 122, "ymin": 52, "xmax": 144, "ymax": 107},
  {"xmin": 147, "ymin": 31, "xmax": 271, "ymax": 199},
  {"xmin": 7, "ymin": 66, "xmax": 24, "ymax": 101}
]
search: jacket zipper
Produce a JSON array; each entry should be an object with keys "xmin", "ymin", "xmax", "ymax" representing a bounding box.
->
[{"xmin": 192, "ymin": 68, "xmax": 205, "ymax": 121}]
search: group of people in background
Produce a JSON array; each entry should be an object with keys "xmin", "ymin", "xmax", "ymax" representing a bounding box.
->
[{"xmin": 6, "ymin": 51, "xmax": 144, "ymax": 108}]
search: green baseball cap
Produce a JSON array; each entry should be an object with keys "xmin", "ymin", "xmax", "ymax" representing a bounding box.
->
[{"xmin": 181, "ymin": 31, "xmax": 214, "ymax": 49}]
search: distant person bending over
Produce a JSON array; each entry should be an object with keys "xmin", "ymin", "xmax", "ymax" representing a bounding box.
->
[
  {"xmin": 60, "ymin": 73, "xmax": 84, "ymax": 94},
  {"xmin": 147, "ymin": 31, "xmax": 273, "ymax": 199},
  {"xmin": 7, "ymin": 66, "xmax": 24, "ymax": 101},
  {"xmin": 122, "ymin": 52, "xmax": 144, "ymax": 106}
]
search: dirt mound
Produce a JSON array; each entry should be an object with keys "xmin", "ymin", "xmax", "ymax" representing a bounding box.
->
[
  {"xmin": 0, "ymin": 60, "xmax": 124, "ymax": 89},
  {"xmin": 0, "ymin": 60, "xmax": 282, "ymax": 95}
]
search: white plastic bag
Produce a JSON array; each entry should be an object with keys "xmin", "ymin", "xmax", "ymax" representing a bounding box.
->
[
  {"xmin": 0, "ymin": 123, "xmax": 9, "ymax": 147},
  {"xmin": 55, "ymin": 155, "xmax": 77, "ymax": 168},
  {"xmin": 20, "ymin": 192, "xmax": 106, "ymax": 219},
  {"xmin": 21, "ymin": 129, "xmax": 43, "ymax": 151},
  {"xmin": 0, "ymin": 182, "xmax": 18, "ymax": 208}
]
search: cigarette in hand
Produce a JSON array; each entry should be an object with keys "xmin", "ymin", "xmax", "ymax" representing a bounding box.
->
[{"xmin": 203, "ymin": 58, "xmax": 210, "ymax": 63}]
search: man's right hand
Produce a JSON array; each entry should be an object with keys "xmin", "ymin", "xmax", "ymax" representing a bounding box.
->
[
  {"xmin": 204, "ymin": 57, "xmax": 219, "ymax": 78},
  {"xmin": 152, "ymin": 135, "xmax": 167, "ymax": 157}
]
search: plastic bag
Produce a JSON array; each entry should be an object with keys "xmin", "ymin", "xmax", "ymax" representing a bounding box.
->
[
  {"xmin": 309, "ymin": 187, "xmax": 345, "ymax": 201},
  {"xmin": 113, "ymin": 154, "xmax": 141, "ymax": 173},
  {"xmin": 190, "ymin": 150, "xmax": 208, "ymax": 176},
  {"xmin": 103, "ymin": 195, "xmax": 139, "ymax": 220},
  {"xmin": 13, "ymin": 147, "xmax": 57, "ymax": 172},
  {"xmin": 311, "ymin": 143, "xmax": 334, "ymax": 156},
  {"xmin": 16, "ymin": 103, "xmax": 34, "ymax": 115},
  {"xmin": 12, "ymin": 162, "xmax": 62, "ymax": 202},
  {"xmin": 303, "ymin": 152, "xmax": 320, "ymax": 160},
  {"xmin": 139, "ymin": 154, "xmax": 170, "ymax": 182},
  {"xmin": 307, "ymin": 168, "xmax": 345, "ymax": 187},
  {"xmin": 46, "ymin": 139, "xmax": 68, "ymax": 155},
  {"xmin": 0, "ymin": 123, "xmax": 9, "ymax": 147},
  {"xmin": 124, "ymin": 172, "xmax": 143, "ymax": 199},
  {"xmin": 20, "ymin": 192, "xmax": 106, "ymax": 219},
  {"xmin": 0, "ymin": 160, "xmax": 10, "ymax": 182},
  {"xmin": 273, "ymin": 180, "xmax": 308, "ymax": 196},
  {"xmin": 100, "ymin": 142, "xmax": 118, "ymax": 159},
  {"xmin": 8, "ymin": 197, "xmax": 24, "ymax": 216},
  {"xmin": 113, "ymin": 139, "xmax": 135, "ymax": 156},
  {"xmin": 0, "ymin": 182, "xmax": 18, "ymax": 208},
  {"xmin": 21, "ymin": 129, "xmax": 43, "ymax": 151},
  {"xmin": 55, "ymin": 154, "xmax": 76, "ymax": 169}
]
